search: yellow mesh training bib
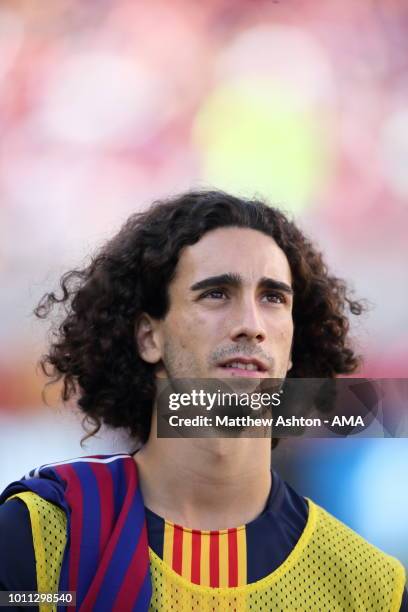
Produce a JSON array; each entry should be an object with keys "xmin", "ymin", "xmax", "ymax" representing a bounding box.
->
[
  {"xmin": 8, "ymin": 492, "xmax": 67, "ymax": 612},
  {"xmin": 148, "ymin": 499, "xmax": 406, "ymax": 611},
  {"xmin": 8, "ymin": 493, "xmax": 406, "ymax": 611}
]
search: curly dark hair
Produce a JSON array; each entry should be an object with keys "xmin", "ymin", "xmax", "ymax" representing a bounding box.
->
[{"xmin": 35, "ymin": 190, "xmax": 365, "ymax": 445}]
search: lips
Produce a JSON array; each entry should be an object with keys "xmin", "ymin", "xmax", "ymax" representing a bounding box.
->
[
  {"xmin": 223, "ymin": 361, "xmax": 259, "ymax": 371},
  {"xmin": 218, "ymin": 357, "xmax": 267, "ymax": 373}
]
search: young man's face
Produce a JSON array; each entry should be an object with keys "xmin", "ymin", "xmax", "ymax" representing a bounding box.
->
[{"xmin": 141, "ymin": 226, "xmax": 294, "ymax": 380}]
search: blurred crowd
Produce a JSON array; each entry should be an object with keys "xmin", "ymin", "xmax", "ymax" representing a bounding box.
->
[{"xmin": 1, "ymin": 0, "xmax": 408, "ymax": 412}]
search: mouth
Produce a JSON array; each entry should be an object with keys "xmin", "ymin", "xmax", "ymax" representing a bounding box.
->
[{"xmin": 217, "ymin": 357, "xmax": 268, "ymax": 378}]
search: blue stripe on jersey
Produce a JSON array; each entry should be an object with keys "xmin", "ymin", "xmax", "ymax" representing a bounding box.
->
[
  {"xmin": 73, "ymin": 462, "xmax": 102, "ymax": 605},
  {"xmin": 134, "ymin": 567, "xmax": 154, "ymax": 612},
  {"xmin": 93, "ymin": 479, "xmax": 146, "ymax": 610}
]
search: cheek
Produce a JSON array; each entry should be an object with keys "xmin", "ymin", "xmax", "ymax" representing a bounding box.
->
[
  {"xmin": 181, "ymin": 317, "xmax": 218, "ymax": 349},
  {"xmin": 270, "ymin": 311, "xmax": 293, "ymax": 333},
  {"xmin": 269, "ymin": 316, "xmax": 294, "ymax": 347},
  {"xmin": 178, "ymin": 307, "xmax": 223, "ymax": 333},
  {"xmin": 164, "ymin": 310, "xmax": 206, "ymax": 350}
]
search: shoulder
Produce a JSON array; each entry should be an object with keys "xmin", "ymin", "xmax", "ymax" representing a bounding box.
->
[
  {"xmin": 310, "ymin": 499, "xmax": 404, "ymax": 567},
  {"xmin": 0, "ymin": 491, "xmax": 68, "ymax": 597},
  {"xmin": 24, "ymin": 452, "xmax": 133, "ymax": 477},
  {"xmin": 0, "ymin": 454, "xmax": 134, "ymax": 514},
  {"xmin": 307, "ymin": 499, "xmax": 406, "ymax": 609}
]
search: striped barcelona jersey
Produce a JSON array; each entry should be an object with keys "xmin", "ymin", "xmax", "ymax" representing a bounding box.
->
[
  {"xmin": 0, "ymin": 453, "xmax": 407, "ymax": 612},
  {"xmin": 150, "ymin": 513, "xmax": 248, "ymax": 587},
  {"xmin": 0, "ymin": 453, "xmax": 309, "ymax": 590}
]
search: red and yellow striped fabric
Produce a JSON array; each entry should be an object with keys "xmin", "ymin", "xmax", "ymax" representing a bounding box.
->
[{"xmin": 162, "ymin": 520, "xmax": 247, "ymax": 587}]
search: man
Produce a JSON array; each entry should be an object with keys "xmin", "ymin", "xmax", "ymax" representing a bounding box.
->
[{"xmin": 0, "ymin": 190, "xmax": 406, "ymax": 611}]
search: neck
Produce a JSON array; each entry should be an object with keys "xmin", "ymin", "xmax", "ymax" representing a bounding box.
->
[{"xmin": 134, "ymin": 412, "xmax": 272, "ymax": 530}]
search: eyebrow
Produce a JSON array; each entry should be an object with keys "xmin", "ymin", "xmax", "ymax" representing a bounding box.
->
[{"xmin": 190, "ymin": 273, "xmax": 293, "ymax": 295}]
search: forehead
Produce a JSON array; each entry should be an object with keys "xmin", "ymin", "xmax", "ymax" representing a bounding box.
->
[{"xmin": 174, "ymin": 226, "xmax": 292, "ymax": 285}]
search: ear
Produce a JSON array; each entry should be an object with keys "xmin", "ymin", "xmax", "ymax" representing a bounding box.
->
[
  {"xmin": 287, "ymin": 357, "xmax": 293, "ymax": 372},
  {"xmin": 135, "ymin": 313, "xmax": 163, "ymax": 364}
]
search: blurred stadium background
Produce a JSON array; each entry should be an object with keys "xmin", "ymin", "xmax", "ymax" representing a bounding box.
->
[{"xmin": 0, "ymin": 1, "xmax": 407, "ymax": 568}]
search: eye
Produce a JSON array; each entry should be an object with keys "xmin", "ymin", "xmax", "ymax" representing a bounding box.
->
[
  {"xmin": 200, "ymin": 289, "xmax": 227, "ymax": 300},
  {"xmin": 262, "ymin": 292, "xmax": 286, "ymax": 304}
]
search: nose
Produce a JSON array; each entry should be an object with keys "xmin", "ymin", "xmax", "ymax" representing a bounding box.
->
[{"xmin": 229, "ymin": 298, "xmax": 266, "ymax": 343}]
